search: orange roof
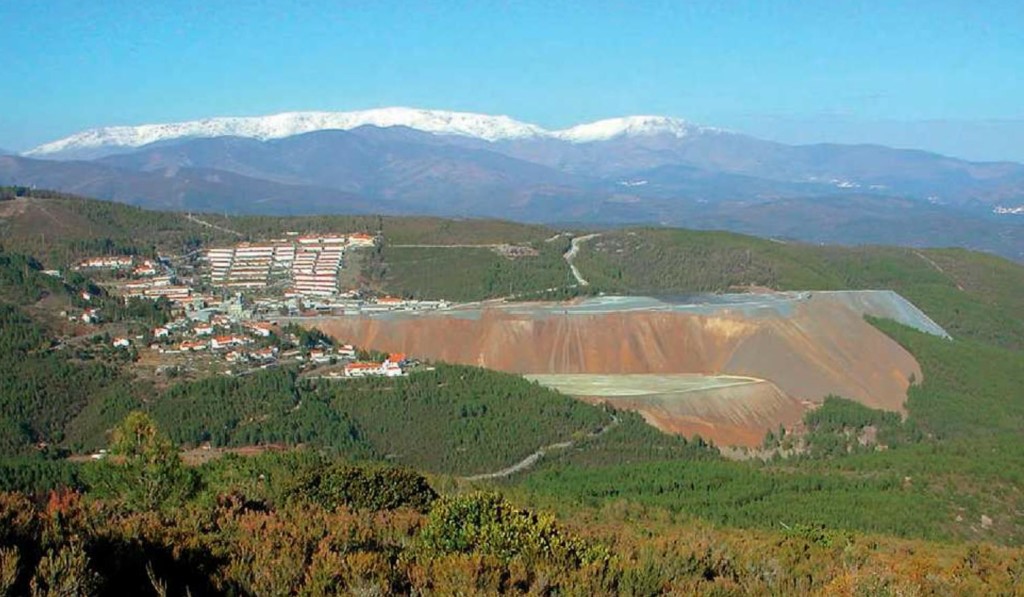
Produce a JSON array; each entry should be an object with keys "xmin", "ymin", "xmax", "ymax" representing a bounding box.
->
[
  {"xmin": 389, "ymin": 353, "xmax": 407, "ymax": 363},
  {"xmin": 345, "ymin": 362, "xmax": 380, "ymax": 370}
]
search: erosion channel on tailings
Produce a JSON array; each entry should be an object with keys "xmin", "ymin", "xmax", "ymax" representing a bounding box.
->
[{"xmin": 304, "ymin": 291, "xmax": 947, "ymax": 447}]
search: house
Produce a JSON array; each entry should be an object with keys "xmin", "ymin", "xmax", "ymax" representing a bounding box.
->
[
  {"xmin": 245, "ymin": 322, "xmax": 274, "ymax": 337},
  {"xmin": 348, "ymin": 233, "xmax": 376, "ymax": 247},
  {"xmin": 381, "ymin": 361, "xmax": 404, "ymax": 377},
  {"xmin": 251, "ymin": 347, "xmax": 278, "ymax": 362},
  {"xmin": 376, "ymin": 296, "xmax": 404, "ymax": 308},
  {"xmin": 386, "ymin": 353, "xmax": 407, "ymax": 366},
  {"xmin": 337, "ymin": 344, "xmax": 357, "ymax": 358},
  {"xmin": 308, "ymin": 349, "xmax": 332, "ymax": 364},
  {"xmin": 112, "ymin": 337, "xmax": 131, "ymax": 348},
  {"xmin": 153, "ymin": 327, "xmax": 170, "ymax": 339},
  {"xmin": 81, "ymin": 309, "xmax": 100, "ymax": 324},
  {"xmin": 343, "ymin": 359, "xmax": 405, "ymax": 378},
  {"xmin": 194, "ymin": 325, "xmax": 214, "ymax": 336},
  {"xmin": 211, "ymin": 335, "xmax": 250, "ymax": 350},
  {"xmin": 344, "ymin": 362, "xmax": 381, "ymax": 378},
  {"xmin": 179, "ymin": 340, "xmax": 208, "ymax": 352},
  {"xmin": 133, "ymin": 263, "xmax": 158, "ymax": 277}
]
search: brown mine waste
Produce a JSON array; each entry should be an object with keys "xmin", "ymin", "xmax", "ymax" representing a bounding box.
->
[{"xmin": 309, "ymin": 296, "xmax": 921, "ymax": 447}]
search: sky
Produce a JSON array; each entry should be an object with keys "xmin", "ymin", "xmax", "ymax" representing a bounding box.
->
[{"xmin": 2, "ymin": 0, "xmax": 1022, "ymax": 161}]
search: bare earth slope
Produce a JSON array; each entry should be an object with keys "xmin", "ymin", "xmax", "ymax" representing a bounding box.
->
[
  {"xmin": 526, "ymin": 374, "xmax": 804, "ymax": 446},
  {"xmin": 310, "ymin": 292, "xmax": 927, "ymax": 446}
]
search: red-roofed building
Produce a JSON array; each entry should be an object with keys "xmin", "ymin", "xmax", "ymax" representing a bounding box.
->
[{"xmin": 211, "ymin": 335, "xmax": 251, "ymax": 350}]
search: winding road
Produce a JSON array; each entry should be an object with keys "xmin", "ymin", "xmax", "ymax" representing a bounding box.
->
[
  {"xmin": 564, "ymin": 234, "xmax": 599, "ymax": 287},
  {"xmin": 184, "ymin": 213, "xmax": 244, "ymax": 238},
  {"xmin": 460, "ymin": 413, "xmax": 619, "ymax": 481}
]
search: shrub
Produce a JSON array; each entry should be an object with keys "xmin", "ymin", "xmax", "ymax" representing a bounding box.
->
[
  {"xmin": 419, "ymin": 492, "xmax": 607, "ymax": 568},
  {"xmin": 287, "ymin": 464, "xmax": 437, "ymax": 513}
]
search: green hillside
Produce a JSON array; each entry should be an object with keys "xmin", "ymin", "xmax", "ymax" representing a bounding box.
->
[
  {"xmin": 0, "ymin": 187, "xmax": 554, "ymax": 269},
  {"xmin": 3, "ymin": 189, "xmax": 1024, "ymax": 579}
]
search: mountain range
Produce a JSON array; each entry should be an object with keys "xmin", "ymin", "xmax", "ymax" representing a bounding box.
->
[{"xmin": 4, "ymin": 107, "xmax": 1023, "ymax": 259}]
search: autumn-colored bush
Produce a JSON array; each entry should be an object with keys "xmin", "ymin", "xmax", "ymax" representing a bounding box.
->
[{"xmin": 1, "ymin": 488, "xmax": 1024, "ymax": 595}]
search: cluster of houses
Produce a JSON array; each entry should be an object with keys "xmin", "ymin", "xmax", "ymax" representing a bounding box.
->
[
  {"xmin": 153, "ymin": 314, "xmax": 272, "ymax": 354},
  {"xmin": 76, "ymin": 256, "xmax": 135, "ymax": 270},
  {"xmin": 72, "ymin": 254, "xmax": 205, "ymax": 306},
  {"xmin": 148, "ymin": 312, "xmax": 399, "ymax": 374},
  {"xmin": 204, "ymin": 232, "xmax": 377, "ymax": 297},
  {"xmin": 123, "ymin": 275, "xmax": 197, "ymax": 304},
  {"xmin": 289, "ymin": 236, "xmax": 346, "ymax": 297},
  {"xmin": 80, "ymin": 293, "xmax": 414, "ymax": 377},
  {"xmin": 76, "ymin": 256, "xmax": 166, "ymax": 278},
  {"xmin": 207, "ymin": 244, "xmax": 283, "ymax": 289}
]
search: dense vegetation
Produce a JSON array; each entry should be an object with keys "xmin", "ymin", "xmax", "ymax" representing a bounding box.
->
[
  {"xmin": 0, "ymin": 187, "xmax": 230, "ymax": 266},
  {"xmin": 2, "ymin": 416, "xmax": 1022, "ymax": 595},
  {"xmin": 145, "ymin": 364, "xmax": 613, "ymax": 476},
  {"xmin": 0, "ymin": 302, "xmax": 134, "ymax": 458},
  {"xmin": 373, "ymin": 242, "xmax": 578, "ymax": 302}
]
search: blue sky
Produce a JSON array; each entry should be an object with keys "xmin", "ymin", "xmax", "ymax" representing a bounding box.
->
[{"xmin": 2, "ymin": 0, "xmax": 1022, "ymax": 160}]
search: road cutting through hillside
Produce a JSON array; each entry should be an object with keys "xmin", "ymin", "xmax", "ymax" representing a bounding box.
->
[
  {"xmin": 564, "ymin": 234, "xmax": 599, "ymax": 286},
  {"xmin": 184, "ymin": 212, "xmax": 244, "ymax": 237},
  {"xmin": 461, "ymin": 413, "xmax": 620, "ymax": 481}
]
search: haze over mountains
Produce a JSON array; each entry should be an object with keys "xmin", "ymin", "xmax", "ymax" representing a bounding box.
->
[{"xmin": 3, "ymin": 107, "xmax": 1023, "ymax": 259}]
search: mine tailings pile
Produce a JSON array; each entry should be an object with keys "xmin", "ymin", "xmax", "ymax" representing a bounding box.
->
[{"xmin": 310, "ymin": 292, "xmax": 944, "ymax": 447}]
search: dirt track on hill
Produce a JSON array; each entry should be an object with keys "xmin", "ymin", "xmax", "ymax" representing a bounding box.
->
[{"xmin": 312, "ymin": 296, "xmax": 921, "ymax": 446}]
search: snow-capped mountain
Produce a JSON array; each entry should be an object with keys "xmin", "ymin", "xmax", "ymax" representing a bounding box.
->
[
  {"xmin": 5, "ymin": 107, "xmax": 1024, "ymax": 260},
  {"xmin": 552, "ymin": 115, "xmax": 715, "ymax": 143},
  {"xmin": 25, "ymin": 108, "xmax": 717, "ymax": 158}
]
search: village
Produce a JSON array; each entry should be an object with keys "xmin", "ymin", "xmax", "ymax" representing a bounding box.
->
[{"xmin": 62, "ymin": 231, "xmax": 438, "ymax": 380}]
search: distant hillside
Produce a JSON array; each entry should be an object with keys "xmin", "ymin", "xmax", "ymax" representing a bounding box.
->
[
  {"xmin": 0, "ymin": 155, "xmax": 378, "ymax": 215},
  {"xmin": 0, "ymin": 187, "xmax": 555, "ymax": 267},
  {"xmin": 9, "ymin": 112, "xmax": 1024, "ymax": 259}
]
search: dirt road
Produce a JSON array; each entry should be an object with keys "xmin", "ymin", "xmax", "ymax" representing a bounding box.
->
[
  {"xmin": 564, "ymin": 234, "xmax": 599, "ymax": 286},
  {"xmin": 461, "ymin": 413, "xmax": 619, "ymax": 481},
  {"xmin": 184, "ymin": 213, "xmax": 244, "ymax": 237}
]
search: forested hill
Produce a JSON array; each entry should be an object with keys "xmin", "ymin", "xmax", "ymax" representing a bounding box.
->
[{"xmin": 0, "ymin": 187, "xmax": 553, "ymax": 268}]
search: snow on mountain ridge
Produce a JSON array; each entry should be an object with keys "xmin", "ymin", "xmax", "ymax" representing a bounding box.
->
[
  {"xmin": 25, "ymin": 108, "xmax": 717, "ymax": 156},
  {"xmin": 553, "ymin": 115, "xmax": 714, "ymax": 143},
  {"xmin": 26, "ymin": 108, "xmax": 548, "ymax": 156}
]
